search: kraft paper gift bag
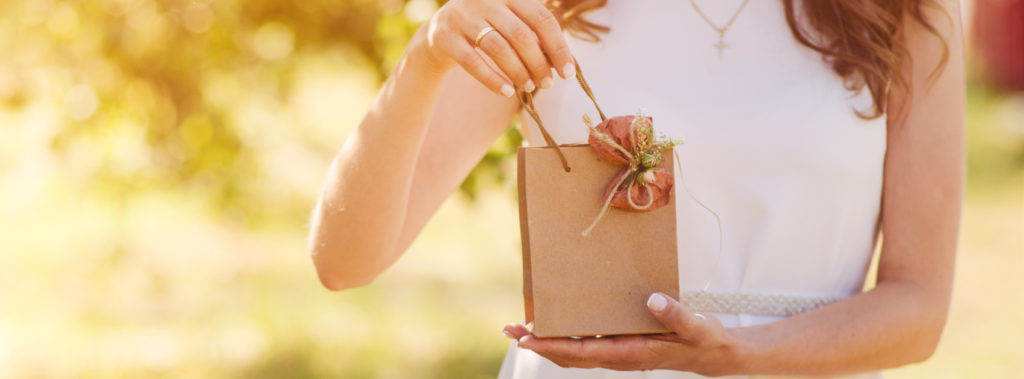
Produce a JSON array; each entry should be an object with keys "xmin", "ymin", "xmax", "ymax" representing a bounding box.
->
[
  {"xmin": 517, "ymin": 145, "xmax": 679, "ymax": 338},
  {"xmin": 515, "ymin": 62, "xmax": 681, "ymax": 338}
]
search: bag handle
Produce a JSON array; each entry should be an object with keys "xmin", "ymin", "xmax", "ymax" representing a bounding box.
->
[
  {"xmin": 520, "ymin": 57, "xmax": 725, "ymax": 291},
  {"xmin": 516, "ymin": 57, "xmax": 606, "ymax": 173}
]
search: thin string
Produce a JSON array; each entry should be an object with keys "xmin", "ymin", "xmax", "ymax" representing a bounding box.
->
[
  {"xmin": 516, "ymin": 56, "xmax": 608, "ymax": 172},
  {"xmin": 517, "ymin": 90, "xmax": 570, "ymax": 172},
  {"xmin": 573, "ymin": 57, "xmax": 607, "ymax": 122},
  {"xmin": 673, "ymin": 149, "xmax": 723, "ymax": 292}
]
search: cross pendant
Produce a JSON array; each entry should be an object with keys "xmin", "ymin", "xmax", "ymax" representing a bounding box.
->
[{"xmin": 713, "ymin": 35, "xmax": 729, "ymax": 62}]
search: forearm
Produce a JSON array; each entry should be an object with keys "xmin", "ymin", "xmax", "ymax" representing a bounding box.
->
[
  {"xmin": 729, "ymin": 280, "xmax": 947, "ymax": 376},
  {"xmin": 309, "ymin": 32, "xmax": 448, "ymax": 290}
]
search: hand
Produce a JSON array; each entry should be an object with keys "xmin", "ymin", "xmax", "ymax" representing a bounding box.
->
[
  {"xmin": 503, "ymin": 293, "xmax": 749, "ymax": 376},
  {"xmin": 415, "ymin": 0, "xmax": 576, "ymax": 97}
]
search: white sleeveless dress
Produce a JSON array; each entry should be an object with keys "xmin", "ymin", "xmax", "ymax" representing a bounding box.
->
[{"xmin": 499, "ymin": 0, "xmax": 886, "ymax": 378}]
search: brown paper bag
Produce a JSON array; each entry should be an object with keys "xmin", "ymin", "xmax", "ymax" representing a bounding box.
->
[
  {"xmin": 515, "ymin": 60, "xmax": 681, "ymax": 338},
  {"xmin": 517, "ymin": 145, "xmax": 679, "ymax": 338}
]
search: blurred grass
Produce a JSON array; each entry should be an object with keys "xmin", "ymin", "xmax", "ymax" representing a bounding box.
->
[
  {"xmin": 1, "ymin": 0, "xmax": 1022, "ymax": 378},
  {"xmin": 0, "ymin": 184, "xmax": 523, "ymax": 378}
]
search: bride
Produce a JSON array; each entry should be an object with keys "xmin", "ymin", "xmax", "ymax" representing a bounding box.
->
[{"xmin": 307, "ymin": 0, "xmax": 965, "ymax": 377}]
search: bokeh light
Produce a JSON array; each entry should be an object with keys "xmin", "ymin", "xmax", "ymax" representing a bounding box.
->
[{"xmin": 0, "ymin": 0, "xmax": 1021, "ymax": 378}]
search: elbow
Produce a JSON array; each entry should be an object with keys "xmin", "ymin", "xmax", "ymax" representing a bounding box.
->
[
  {"xmin": 906, "ymin": 320, "xmax": 946, "ymax": 364},
  {"xmin": 307, "ymin": 225, "xmax": 397, "ymax": 291},
  {"xmin": 901, "ymin": 294, "xmax": 950, "ymax": 365},
  {"xmin": 310, "ymin": 245, "xmax": 382, "ymax": 292},
  {"xmin": 317, "ymin": 270, "xmax": 375, "ymax": 291},
  {"xmin": 313, "ymin": 257, "xmax": 379, "ymax": 291},
  {"xmin": 878, "ymin": 279, "xmax": 951, "ymax": 366}
]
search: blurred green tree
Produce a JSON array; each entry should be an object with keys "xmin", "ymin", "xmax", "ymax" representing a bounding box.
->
[{"xmin": 0, "ymin": 0, "xmax": 517, "ymax": 228}]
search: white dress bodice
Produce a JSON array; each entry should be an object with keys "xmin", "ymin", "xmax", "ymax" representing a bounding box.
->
[{"xmin": 500, "ymin": 0, "xmax": 887, "ymax": 378}]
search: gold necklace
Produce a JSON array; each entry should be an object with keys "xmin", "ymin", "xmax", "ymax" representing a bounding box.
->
[{"xmin": 688, "ymin": 0, "xmax": 751, "ymax": 62}]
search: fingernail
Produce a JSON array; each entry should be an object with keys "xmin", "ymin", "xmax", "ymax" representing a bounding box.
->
[
  {"xmin": 503, "ymin": 330, "xmax": 514, "ymax": 339},
  {"xmin": 524, "ymin": 79, "xmax": 536, "ymax": 93},
  {"xmin": 500, "ymin": 84, "xmax": 514, "ymax": 97},
  {"xmin": 561, "ymin": 62, "xmax": 576, "ymax": 80},
  {"xmin": 647, "ymin": 293, "xmax": 667, "ymax": 313},
  {"xmin": 540, "ymin": 76, "xmax": 552, "ymax": 89}
]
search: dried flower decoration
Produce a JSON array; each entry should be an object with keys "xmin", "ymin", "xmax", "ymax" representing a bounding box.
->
[{"xmin": 581, "ymin": 110, "xmax": 683, "ymax": 236}]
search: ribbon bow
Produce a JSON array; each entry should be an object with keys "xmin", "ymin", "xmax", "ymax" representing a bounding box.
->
[{"xmin": 581, "ymin": 110, "xmax": 682, "ymax": 236}]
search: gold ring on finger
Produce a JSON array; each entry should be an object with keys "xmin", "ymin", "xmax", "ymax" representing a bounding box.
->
[{"xmin": 474, "ymin": 26, "xmax": 496, "ymax": 47}]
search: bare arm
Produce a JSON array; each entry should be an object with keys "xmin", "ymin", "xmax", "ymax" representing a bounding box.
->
[
  {"xmin": 728, "ymin": 0, "xmax": 965, "ymax": 373},
  {"xmin": 308, "ymin": 0, "xmax": 575, "ymax": 291},
  {"xmin": 506, "ymin": 0, "xmax": 966, "ymax": 375},
  {"xmin": 307, "ymin": 42, "xmax": 516, "ymax": 291}
]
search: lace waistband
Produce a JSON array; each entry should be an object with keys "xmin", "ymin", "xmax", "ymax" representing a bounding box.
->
[{"xmin": 679, "ymin": 290, "xmax": 844, "ymax": 318}]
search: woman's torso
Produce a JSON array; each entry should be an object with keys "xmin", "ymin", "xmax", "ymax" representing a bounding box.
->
[{"xmin": 502, "ymin": 0, "xmax": 887, "ymax": 377}]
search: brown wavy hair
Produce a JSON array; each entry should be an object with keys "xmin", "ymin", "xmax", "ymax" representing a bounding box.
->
[{"xmin": 544, "ymin": 0, "xmax": 950, "ymax": 119}]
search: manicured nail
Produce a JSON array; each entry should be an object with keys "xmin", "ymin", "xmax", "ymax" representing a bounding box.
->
[
  {"xmin": 524, "ymin": 79, "xmax": 536, "ymax": 93},
  {"xmin": 561, "ymin": 62, "xmax": 576, "ymax": 80},
  {"xmin": 500, "ymin": 84, "xmax": 514, "ymax": 97},
  {"xmin": 647, "ymin": 293, "xmax": 667, "ymax": 313},
  {"xmin": 540, "ymin": 76, "xmax": 552, "ymax": 89}
]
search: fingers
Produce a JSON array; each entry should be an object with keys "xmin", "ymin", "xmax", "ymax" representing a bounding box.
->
[
  {"xmin": 447, "ymin": 37, "xmax": 515, "ymax": 97},
  {"xmin": 488, "ymin": 6, "xmax": 554, "ymax": 89},
  {"xmin": 518, "ymin": 335, "xmax": 600, "ymax": 368},
  {"xmin": 507, "ymin": 0, "xmax": 576, "ymax": 79},
  {"xmin": 424, "ymin": 0, "xmax": 574, "ymax": 96},
  {"xmin": 516, "ymin": 333, "xmax": 657, "ymax": 370},
  {"xmin": 647, "ymin": 293, "xmax": 722, "ymax": 346},
  {"xmin": 504, "ymin": 322, "xmax": 604, "ymax": 366},
  {"xmin": 503, "ymin": 322, "xmax": 531, "ymax": 340},
  {"xmin": 462, "ymin": 17, "xmax": 535, "ymax": 92},
  {"xmin": 429, "ymin": 7, "xmax": 513, "ymax": 97}
]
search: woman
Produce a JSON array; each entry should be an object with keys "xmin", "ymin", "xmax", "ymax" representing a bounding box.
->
[{"xmin": 308, "ymin": 0, "xmax": 965, "ymax": 377}]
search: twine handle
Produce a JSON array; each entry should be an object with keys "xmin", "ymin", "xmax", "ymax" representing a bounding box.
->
[
  {"xmin": 573, "ymin": 57, "xmax": 607, "ymax": 122},
  {"xmin": 517, "ymin": 56, "xmax": 607, "ymax": 172},
  {"xmin": 518, "ymin": 90, "xmax": 570, "ymax": 172},
  {"xmin": 517, "ymin": 56, "xmax": 724, "ymax": 289}
]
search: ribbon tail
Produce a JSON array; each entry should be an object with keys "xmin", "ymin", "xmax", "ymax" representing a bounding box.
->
[{"xmin": 581, "ymin": 168, "xmax": 631, "ymax": 237}]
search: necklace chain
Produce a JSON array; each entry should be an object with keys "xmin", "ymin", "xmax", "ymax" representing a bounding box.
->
[{"xmin": 688, "ymin": 0, "xmax": 751, "ymax": 61}]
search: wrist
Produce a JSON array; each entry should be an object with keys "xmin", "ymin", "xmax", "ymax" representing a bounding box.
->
[
  {"xmin": 720, "ymin": 327, "xmax": 767, "ymax": 375},
  {"xmin": 407, "ymin": 25, "xmax": 455, "ymax": 76}
]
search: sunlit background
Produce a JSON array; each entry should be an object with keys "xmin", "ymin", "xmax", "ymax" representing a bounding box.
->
[{"xmin": 0, "ymin": 0, "xmax": 1021, "ymax": 377}]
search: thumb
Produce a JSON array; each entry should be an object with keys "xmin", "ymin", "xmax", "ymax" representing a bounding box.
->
[{"xmin": 646, "ymin": 293, "xmax": 715, "ymax": 344}]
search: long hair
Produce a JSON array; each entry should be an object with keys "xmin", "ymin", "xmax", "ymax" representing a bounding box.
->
[{"xmin": 544, "ymin": 0, "xmax": 950, "ymax": 119}]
